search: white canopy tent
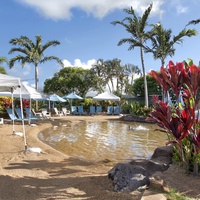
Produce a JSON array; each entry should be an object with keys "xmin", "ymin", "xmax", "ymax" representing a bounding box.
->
[
  {"xmin": 92, "ymin": 91, "xmax": 120, "ymax": 101},
  {"xmin": 0, "ymin": 74, "xmax": 27, "ymax": 149},
  {"xmin": 0, "ymin": 74, "xmax": 21, "ymax": 92},
  {"xmin": 0, "ymin": 81, "xmax": 45, "ymax": 99},
  {"xmin": 0, "ymin": 81, "xmax": 47, "ymax": 123},
  {"xmin": 0, "ymin": 75, "xmax": 42, "ymax": 152}
]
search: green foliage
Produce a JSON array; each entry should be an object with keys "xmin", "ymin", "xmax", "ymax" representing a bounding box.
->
[
  {"xmin": 132, "ymin": 75, "xmax": 162, "ymax": 97},
  {"xmin": 149, "ymin": 60, "xmax": 200, "ymax": 174},
  {"xmin": 120, "ymin": 100, "xmax": 152, "ymax": 116},
  {"xmin": 145, "ymin": 23, "xmax": 197, "ymax": 66},
  {"xmin": 9, "ymin": 35, "xmax": 63, "ymax": 90},
  {"xmin": 43, "ymin": 67, "xmax": 99, "ymax": 97},
  {"xmin": 167, "ymin": 188, "xmax": 193, "ymax": 200},
  {"xmin": 0, "ymin": 66, "xmax": 7, "ymax": 74},
  {"xmin": 111, "ymin": 3, "xmax": 153, "ymax": 107}
]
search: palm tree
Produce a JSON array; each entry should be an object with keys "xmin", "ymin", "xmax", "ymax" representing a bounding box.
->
[
  {"xmin": 187, "ymin": 19, "xmax": 200, "ymax": 26},
  {"xmin": 91, "ymin": 59, "xmax": 108, "ymax": 92},
  {"xmin": 145, "ymin": 22, "xmax": 197, "ymax": 66},
  {"xmin": 0, "ymin": 57, "xmax": 8, "ymax": 65},
  {"xmin": 105, "ymin": 58, "xmax": 122, "ymax": 93},
  {"xmin": 9, "ymin": 35, "xmax": 64, "ymax": 90},
  {"xmin": 0, "ymin": 57, "xmax": 8, "ymax": 74},
  {"xmin": 111, "ymin": 3, "xmax": 153, "ymax": 108}
]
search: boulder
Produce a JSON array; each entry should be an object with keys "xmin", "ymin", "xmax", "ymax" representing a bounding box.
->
[
  {"xmin": 108, "ymin": 145, "xmax": 173, "ymax": 192},
  {"xmin": 151, "ymin": 145, "xmax": 173, "ymax": 165},
  {"xmin": 129, "ymin": 159, "xmax": 169, "ymax": 176},
  {"xmin": 108, "ymin": 163, "xmax": 150, "ymax": 192}
]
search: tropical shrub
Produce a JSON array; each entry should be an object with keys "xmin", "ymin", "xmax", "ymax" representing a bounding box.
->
[
  {"xmin": 148, "ymin": 60, "xmax": 200, "ymax": 174},
  {"xmin": 0, "ymin": 97, "xmax": 12, "ymax": 110}
]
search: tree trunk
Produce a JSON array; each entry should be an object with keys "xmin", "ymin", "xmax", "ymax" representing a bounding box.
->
[
  {"xmin": 35, "ymin": 64, "xmax": 39, "ymax": 110},
  {"xmin": 140, "ymin": 47, "xmax": 148, "ymax": 108}
]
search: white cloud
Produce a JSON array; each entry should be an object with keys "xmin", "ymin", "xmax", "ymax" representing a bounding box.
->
[
  {"xmin": 17, "ymin": 0, "xmax": 165, "ymax": 20},
  {"xmin": 176, "ymin": 5, "xmax": 188, "ymax": 14},
  {"xmin": 9, "ymin": 64, "xmax": 32, "ymax": 80},
  {"xmin": 63, "ymin": 59, "xmax": 96, "ymax": 69},
  {"xmin": 168, "ymin": 0, "xmax": 189, "ymax": 15}
]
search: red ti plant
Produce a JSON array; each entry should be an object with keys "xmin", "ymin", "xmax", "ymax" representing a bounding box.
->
[
  {"xmin": 22, "ymin": 99, "xmax": 30, "ymax": 108},
  {"xmin": 148, "ymin": 60, "xmax": 200, "ymax": 174}
]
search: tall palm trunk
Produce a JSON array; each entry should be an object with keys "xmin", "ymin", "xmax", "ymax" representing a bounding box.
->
[
  {"xmin": 140, "ymin": 46, "xmax": 148, "ymax": 108},
  {"xmin": 35, "ymin": 64, "xmax": 39, "ymax": 90},
  {"xmin": 35, "ymin": 64, "xmax": 39, "ymax": 110}
]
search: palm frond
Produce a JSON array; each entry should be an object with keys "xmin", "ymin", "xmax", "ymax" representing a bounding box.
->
[
  {"xmin": 0, "ymin": 57, "xmax": 8, "ymax": 64},
  {"xmin": 186, "ymin": 19, "xmax": 200, "ymax": 26},
  {"xmin": 40, "ymin": 56, "xmax": 64, "ymax": 67}
]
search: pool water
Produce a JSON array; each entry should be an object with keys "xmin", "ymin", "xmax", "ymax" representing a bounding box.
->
[{"xmin": 39, "ymin": 121, "xmax": 167, "ymax": 163}]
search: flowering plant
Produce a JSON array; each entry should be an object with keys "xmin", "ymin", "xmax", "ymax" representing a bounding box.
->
[
  {"xmin": 0, "ymin": 97, "xmax": 12, "ymax": 109},
  {"xmin": 148, "ymin": 60, "xmax": 200, "ymax": 174},
  {"xmin": 22, "ymin": 99, "xmax": 30, "ymax": 108}
]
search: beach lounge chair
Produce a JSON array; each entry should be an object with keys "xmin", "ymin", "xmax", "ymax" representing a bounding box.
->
[
  {"xmin": 71, "ymin": 106, "xmax": 78, "ymax": 115},
  {"xmin": 96, "ymin": 106, "xmax": 102, "ymax": 115},
  {"xmin": 6, "ymin": 108, "xmax": 28, "ymax": 122},
  {"xmin": 89, "ymin": 105, "xmax": 95, "ymax": 115},
  {"xmin": 32, "ymin": 109, "xmax": 43, "ymax": 118},
  {"xmin": 77, "ymin": 106, "xmax": 87, "ymax": 115},
  {"xmin": 107, "ymin": 106, "xmax": 113, "ymax": 115},
  {"xmin": 15, "ymin": 108, "xmax": 38, "ymax": 123},
  {"xmin": 62, "ymin": 107, "xmax": 70, "ymax": 115},
  {"xmin": 53, "ymin": 107, "xmax": 63, "ymax": 117},
  {"xmin": 41, "ymin": 108, "xmax": 51, "ymax": 118},
  {"xmin": 113, "ymin": 106, "xmax": 120, "ymax": 115},
  {"xmin": 25, "ymin": 108, "xmax": 42, "ymax": 120}
]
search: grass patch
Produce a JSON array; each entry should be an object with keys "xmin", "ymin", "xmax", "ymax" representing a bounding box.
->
[{"xmin": 167, "ymin": 188, "xmax": 194, "ymax": 200}]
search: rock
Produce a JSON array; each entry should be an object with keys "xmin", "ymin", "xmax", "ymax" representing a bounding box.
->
[
  {"xmin": 151, "ymin": 145, "xmax": 173, "ymax": 165},
  {"xmin": 141, "ymin": 193, "xmax": 167, "ymax": 200},
  {"xmin": 108, "ymin": 145, "xmax": 173, "ymax": 193},
  {"xmin": 108, "ymin": 163, "xmax": 150, "ymax": 192},
  {"xmin": 129, "ymin": 159, "xmax": 169, "ymax": 176}
]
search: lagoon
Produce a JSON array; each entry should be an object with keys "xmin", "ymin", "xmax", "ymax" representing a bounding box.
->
[{"xmin": 39, "ymin": 120, "xmax": 167, "ymax": 163}]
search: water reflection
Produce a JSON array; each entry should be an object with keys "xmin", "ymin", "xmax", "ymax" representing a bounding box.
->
[{"xmin": 39, "ymin": 121, "xmax": 167, "ymax": 163}]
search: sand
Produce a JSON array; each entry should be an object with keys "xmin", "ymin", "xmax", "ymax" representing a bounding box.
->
[{"xmin": 0, "ymin": 115, "xmax": 199, "ymax": 200}]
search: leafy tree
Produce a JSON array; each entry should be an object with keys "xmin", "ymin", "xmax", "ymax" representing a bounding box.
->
[
  {"xmin": 91, "ymin": 59, "xmax": 111, "ymax": 93},
  {"xmin": 0, "ymin": 67, "xmax": 7, "ymax": 74},
  {"xmin": 111, "ymin": 3, "xmax": 153, "ymax": 108},
  {"xmin": 145, "ymin": 22, "xmax": 197, "ymax": 66},
  {"xmin": 8, "ymin": 35, "xmax": 64, "ymax": 90},
  {"xmin": 132, "ymin": 75, "xmax": 161, "ymax": 97},
  {"xmin": 91, "ymin": 58, "xmax": 140, "ymax": 95},
  {"xmin": 123, "ymin": 64, "xmax": 141, "ymax": 95},
  {"xmin": 0, "ymin": 57, "xmax": 8, "ymax": 74},
  {"xmin": 43, "ymin": 67, "xmax": 99, "ymax": 97}
]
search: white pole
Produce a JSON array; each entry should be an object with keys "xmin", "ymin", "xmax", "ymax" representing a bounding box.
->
[{"xmin": 19, "ymin": 85, "xmax": 27, "ymax": 150}]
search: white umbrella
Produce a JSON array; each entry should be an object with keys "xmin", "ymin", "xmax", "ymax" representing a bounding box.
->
[{"xmin": 93, "ymin": 91, "xmax": 120, "ymax": 101}]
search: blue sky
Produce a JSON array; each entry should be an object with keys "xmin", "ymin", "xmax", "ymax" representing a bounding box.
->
[{"xmin": 1, "ymin": 0, "xmax": 200, "ymax": 90}]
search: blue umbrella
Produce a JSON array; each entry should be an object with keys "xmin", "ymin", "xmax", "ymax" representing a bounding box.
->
[
  {"xmin": 62, "ymin": 92, "xmax": 83, "ymax": 100},
  {"xmin": 49, "ymin": 94, "xmax": 66, "ymax": 102},
  {"xmin": 62, "ymin": 92, "xmax": 83, "ymax": 109},
  {"xmin": 48, "ymin": 94, "xmax": 66, "ymax": 109}
]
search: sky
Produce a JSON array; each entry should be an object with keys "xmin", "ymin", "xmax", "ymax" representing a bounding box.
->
[{"xmin": 1, "ymin": 0, "xmax": 200, "ymax": 90}]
